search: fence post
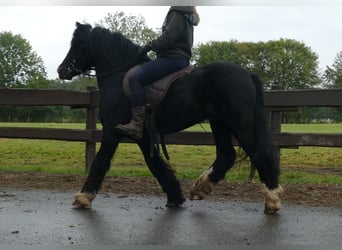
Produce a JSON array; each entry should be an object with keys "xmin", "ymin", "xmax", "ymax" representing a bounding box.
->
[
  {"xmin": 85, "ymin": 86, "xmax": 97, "ymax": 170},
  {"xmin": 269, "ymin": 84, "xmax": 282, "ymax": 168}
]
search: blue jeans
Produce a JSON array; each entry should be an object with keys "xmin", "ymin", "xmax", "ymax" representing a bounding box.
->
[{"xmin": 129, "ymin": 57, "xmax": 189, "ymax": 107}]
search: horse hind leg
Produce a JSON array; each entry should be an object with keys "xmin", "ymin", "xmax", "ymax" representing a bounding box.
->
[
  {"xmin": 254, "ymin": 144, "xmax": 283, "ymax": 214},
  {"xmin": 234, "ymin": 126, "xmax": 283, "ymax": 214},
  {"xmin": 190, "ymin": 120, "xmax": 236, "ymax": 200}
]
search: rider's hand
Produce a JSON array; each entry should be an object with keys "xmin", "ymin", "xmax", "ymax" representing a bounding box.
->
[{"xmin": 139, "ymin": 43, "xmax": 152, "ymax": 55}]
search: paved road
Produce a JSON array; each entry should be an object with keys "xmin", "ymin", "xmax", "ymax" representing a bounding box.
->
[{"xmin": 0, "ymin": 188, "xmax": 341, "ymax": 246}]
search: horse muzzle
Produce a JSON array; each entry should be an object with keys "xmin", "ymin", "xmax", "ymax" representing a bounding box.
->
[
  {"xmin": 57, "ymin": 64, "xmax": 73, "ymax": 80},
  {"xmin": 57, "ymin": 62, "xmax": 81, "ymax": 80}
]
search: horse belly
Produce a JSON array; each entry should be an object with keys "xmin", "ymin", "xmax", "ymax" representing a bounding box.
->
[{"xmin": 154, "ymin": 91, "xmax": 208, "ymax": 133}]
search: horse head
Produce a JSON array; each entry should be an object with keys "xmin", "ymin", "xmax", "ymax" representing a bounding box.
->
[
  {"xmin": 58, "ymin": 22, "xmax": 93, "ymax": 80},
  {"xmin": 58, "ymin": 22, "xmax": 147, "ymax": 81}
]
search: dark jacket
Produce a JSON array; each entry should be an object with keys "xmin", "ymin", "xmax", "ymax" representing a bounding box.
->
[{"xmin": 151, "ymin": 6, "xmax": 199, "ymax": 59}]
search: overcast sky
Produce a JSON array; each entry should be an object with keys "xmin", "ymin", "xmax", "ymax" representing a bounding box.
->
[{"xmin": 0, "ymin": 2, "xmax": 341, "ymax": 79}]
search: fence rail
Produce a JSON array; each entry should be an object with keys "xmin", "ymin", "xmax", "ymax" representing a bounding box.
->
[{"xmin": 0, "ymin": 87, "xmax": 341, "ymax": 169}]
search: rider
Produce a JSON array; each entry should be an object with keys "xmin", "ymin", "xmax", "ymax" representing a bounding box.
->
[{"xmin": 115, "ymin": 6, "xmax": 200, "ymax": 139}]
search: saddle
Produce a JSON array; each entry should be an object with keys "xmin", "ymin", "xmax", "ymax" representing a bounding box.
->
[
  {"xmin": 122, "ymin": 64, "xmax": 195, "ymax": 159},
  {"xmin": 123, "ymin": 64, "xmax": 195, "ymax": 107}
]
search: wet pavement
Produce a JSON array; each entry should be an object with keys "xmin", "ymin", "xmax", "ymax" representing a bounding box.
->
[{"xmin": 0, "ymin": 188, "xmax": 341, "ymax": 246}]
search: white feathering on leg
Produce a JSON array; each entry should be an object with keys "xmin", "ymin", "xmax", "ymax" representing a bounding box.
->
[
  {"xmin": 73, "ymin": 191, "xmax": 96, "ymax": 208},
  {"xmin": 261, "ymin": 184, "xmax": 284, "ymax": 214},
  {"xmin": 190, "ymin": 167, "xmax": 214, "ymax": 200}
]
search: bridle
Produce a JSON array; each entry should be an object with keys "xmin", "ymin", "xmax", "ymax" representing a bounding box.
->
[{"xmin": 66, "ymin": 59, "xmax": 83, "ymax": 75}]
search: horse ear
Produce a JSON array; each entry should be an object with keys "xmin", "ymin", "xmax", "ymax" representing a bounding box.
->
[{"xmin": 76, "ymin": 22, "xmax": 81, "ymax": 27}]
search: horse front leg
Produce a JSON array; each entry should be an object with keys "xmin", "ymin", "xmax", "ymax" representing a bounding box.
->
[
  {"xmin": 138, "ymin": 137, "xmax": 185, "ymax": 207},
  {"xmin": 73, "ymin": 126, "xmax": 120, "ymax": 208}
]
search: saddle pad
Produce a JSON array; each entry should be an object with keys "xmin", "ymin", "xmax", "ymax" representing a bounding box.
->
[{"xmin": 123, "ymin": 65, "xmax": 195, "ymax": 107}]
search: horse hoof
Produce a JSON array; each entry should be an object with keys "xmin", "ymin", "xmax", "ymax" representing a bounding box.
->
[
  {"xmin": 166, "ymin": 195, "xmax": 186, "ymax": 207},
  {"xmin": 189, "ymin": 193, "xmax": 204, "ymax": 200},
  {"xmin": 166, "ymin": 201, "xmax": 182, "ymax": 208},
  {"xmin": 261, "ymin": 184, "xmax": 284, "ymax": 214},
  {"xmin": 72, "ymin": 191, "xmax": 96, "ymax": 208},
  {"xmin": 264, "ymin": 206, "xmax": 281, "ymax": 214},
  {"xmin": 72, "ymin": 199, "xmax": 89, "ymax": 208},
  {"xmin": 189, "ymin": 167, "xmax": 214, "ymax": 200}
]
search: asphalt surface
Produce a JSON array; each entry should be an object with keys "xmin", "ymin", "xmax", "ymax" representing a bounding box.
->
[{"xmin": 0, "ymin": 188, "xmax": 341, "ymax": 246}]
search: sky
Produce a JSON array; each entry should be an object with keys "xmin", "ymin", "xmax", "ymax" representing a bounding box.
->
[{"xmin": 0, "ymin": 1, "xmax": 341, "ymax": 80}]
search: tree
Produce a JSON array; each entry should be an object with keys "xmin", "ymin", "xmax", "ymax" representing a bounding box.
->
[
  {"xmin": 194, "ymin": 39, "xmax": 321, "ymax": 89},
  {"xmin": 193, "ymin": 40, "xmax": 241, "ymax": 66},
  {"xmin": 100, "ymin": 11, "xmax": 159, "ymax": 46},
  {"xmin": 257, "ymin": 39, "xmax": 320, "ymax": 89},
  {"xmin": 321, "ymin": 51, "xmax": 342, "ymax": 122},
  {"xmin": 324, "ymin": 51, "xmax": 342, "ymax": 89},
  {"xmin": 0, "ymin": 31, "xmax": 46, "ymax": 88}
]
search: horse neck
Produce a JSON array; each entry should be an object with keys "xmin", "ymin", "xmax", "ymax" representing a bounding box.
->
[
  {"xmin": 92, "ymin": 48, "xmax": 145, "ymax": 90},
  {"xmin": 92, "ymin": 44, "xmax": 150, "ymax": 90},
  {"xmin": 90, "ymin": 32, "xmax": 141, "ymax": 76}
]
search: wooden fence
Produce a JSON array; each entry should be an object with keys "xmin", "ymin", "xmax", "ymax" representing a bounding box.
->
[{"xmin": 0, "ymin": 87, "xmax": 341, "ymax": 169}]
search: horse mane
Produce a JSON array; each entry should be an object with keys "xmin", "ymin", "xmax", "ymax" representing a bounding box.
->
[{"xmin": 73, "ymin": 23, "xmax": 141, "ymax": 68}]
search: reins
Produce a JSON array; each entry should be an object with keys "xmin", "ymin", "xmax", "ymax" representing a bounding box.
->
[{"xmin": 78, "ymin": 54, "xmax": 143, "ymax": 78}]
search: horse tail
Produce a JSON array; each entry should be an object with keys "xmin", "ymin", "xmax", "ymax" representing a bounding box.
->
[{"xmin": 251, "ymin": 74, "xmax": 274, "ymax": 164}]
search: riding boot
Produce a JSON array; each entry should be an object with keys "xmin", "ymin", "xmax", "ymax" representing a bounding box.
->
[{"xmin": 115, "ymin": 106, "xmax": 146, "ymax": 140}]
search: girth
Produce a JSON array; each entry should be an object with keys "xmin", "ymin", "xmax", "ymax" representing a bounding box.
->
[{"xmin": 122, "ymin": 65, "xmax": 195, "ymax": 159}]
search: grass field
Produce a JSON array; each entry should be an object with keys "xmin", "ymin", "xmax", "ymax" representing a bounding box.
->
[{"xmin": 0, "ymin": 122, "xmax": 341, "ymax": 184}]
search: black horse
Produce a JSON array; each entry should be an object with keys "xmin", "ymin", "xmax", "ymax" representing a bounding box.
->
[{"xmin": 58, "ymin": 22, "xmax": 283, "ymax": 214}]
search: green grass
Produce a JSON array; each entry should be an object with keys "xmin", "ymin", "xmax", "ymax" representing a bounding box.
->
[
  {"xmin": 1, "ymin": 122, "xmax": 340, "ymax": 133},
  {"xmin": 0, "ymin": 122, "xmax": 341, "ymax": 184},
  {"xmin": 0, "ymin": 122, "xmax": 88, "ymax": 129},
  {"xmin": 282, "ymin": 123, "xmax": 342, "ymax": 133}
]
